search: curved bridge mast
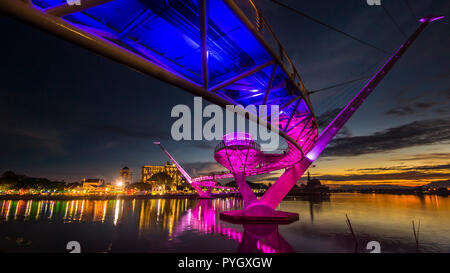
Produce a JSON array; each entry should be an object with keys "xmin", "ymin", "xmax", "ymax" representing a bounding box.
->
[{"xmin": 259, "ymin": 15, "xmax": 445, "ymax": 211}]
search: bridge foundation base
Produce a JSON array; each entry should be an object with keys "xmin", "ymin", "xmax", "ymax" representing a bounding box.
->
[{"xmin": 220, "ymin": 204, "xmax": 299, "ymax": 224}]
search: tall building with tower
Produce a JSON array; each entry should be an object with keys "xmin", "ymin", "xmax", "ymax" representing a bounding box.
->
[
  {"xmin": 119, "ymin": 166, "xmax": 132, "ymax": 185},
  {"xmin": 141, "ymin": 161, "xmax": 183, "ymax": 189}
]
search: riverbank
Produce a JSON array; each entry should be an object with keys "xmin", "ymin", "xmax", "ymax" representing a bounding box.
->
[
  {"xmin": 331, "ymin": 189, "xmax": 449, "ymax": 196},
  {"xmin": 1, "ymin": 190, "xmax": 448, "ymax": 201},
  {"xmin": 0, "ymin": 193, "xmax": 238, "ymax": 200}
]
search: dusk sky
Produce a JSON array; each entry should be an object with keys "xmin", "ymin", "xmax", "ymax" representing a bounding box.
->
[{"xmin": 0, "ymin": 0, "xmax": 449, "ymax": 187}]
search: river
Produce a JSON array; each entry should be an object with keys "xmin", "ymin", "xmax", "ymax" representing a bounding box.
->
[{"xmin": 0, "ymin": 193, "xmax": 449, "ymax": 253}]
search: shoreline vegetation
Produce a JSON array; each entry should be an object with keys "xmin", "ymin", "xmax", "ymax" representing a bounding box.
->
[
  {"xmin": 1, "ymin": 170, "xmax": 449, "ymax": 200},
  {"xmin": 0, "ymin": 193, "xmax": 213, "ymax": 201}
]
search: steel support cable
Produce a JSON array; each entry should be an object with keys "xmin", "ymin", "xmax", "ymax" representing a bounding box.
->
[
  {"xmin": 382, "ymin": 4, "xmax": 408, "ymax": 38},
  {"xmin": 308, "ymin": 76, "xmax": 371, "ymax": 95},
  {"xmin": 314, "ymin": 55, "xmax": 385, "ymax": 114},
  {"xmin": 281, "ymin": 29, "xmax": 384, "ymax": 123},
  {"xmin": 263, "ymin": 0, "xmax": 391, "ymax": 55},
  {"xmin": 321, "ymin": 53, "xmax": 385, "ymax": 125},
  {"xmin": 313, "ymin": 79, "xmax": 365, "ymax": 121},
  {"xmin": 315, "ymin": 80, "xmax": 366, "ymax": 118},
  {"xmin": 318, "ymin": 81, "xmax": 362, "ymax": 115},
  {"xmin": 314, "ymin": 55, "xmax": 385, "ymax": 127},
  {"xmin": 315, "ymin": 83, "xmax": 354, "ymax": 115},
  {"xmin": 316, "ymin": 82, "xmax": 361, "ymax": 127}
]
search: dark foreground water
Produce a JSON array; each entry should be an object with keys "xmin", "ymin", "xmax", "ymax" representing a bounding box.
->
[{"xmin": 0, "ymin": 193, "xmax": 449, "ymax": 253}]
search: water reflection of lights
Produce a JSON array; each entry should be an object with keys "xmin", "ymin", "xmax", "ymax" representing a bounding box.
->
[
  {"xmin": 173, "ymin": 199, "xmax": 293, "ymax": 253},
  {"xmin": 0, "ymin": 199, "xmax": 113, "ymax": 223},
  {"xmin": 114, "ymin": 200, "xmax": 123, "ymax": 226},
  {"xmin": 0, "ymin": 198, "xmax": 293, "ymax": 253}
]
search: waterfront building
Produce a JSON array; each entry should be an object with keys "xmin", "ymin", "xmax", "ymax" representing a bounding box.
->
[
  {"xmin": 81, "ymin": 178, "xmax": 104, "ymax": 190},
  {"xmin": 119, "ymin": 166, "xmax": 132, "ymax": 185},
  {"xmin": 82, "ymin": 178, "xmax": 105, "ymax": 188},
  {"xmin": 297, "ymin": 171, "xmax": 330, "ymax": 195},
  {"xmin": 141, "ymin": 162, "xmax": 183, "ymax": 190}
]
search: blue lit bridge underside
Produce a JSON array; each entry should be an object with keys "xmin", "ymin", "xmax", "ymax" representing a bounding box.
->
[{"xmin": 1, "ymin": 0, "xmax": 319, "ymax": 175}]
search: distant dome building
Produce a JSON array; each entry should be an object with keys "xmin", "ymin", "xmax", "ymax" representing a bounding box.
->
[
  {"xmin": 299, "ymin": 171, "xmax": 330, "ymax": 195},
  {"xmin": 119, "ymin": 166, "xmax": 132, "ymax": 185}
]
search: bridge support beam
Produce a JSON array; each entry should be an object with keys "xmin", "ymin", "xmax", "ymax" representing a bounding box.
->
[
  {"xmin": 234, "ymin": 172, "xmax": 257, "ymax": 207},
  {"xmin": 260, "ymin": 157, "xmax": 312, "ymax": 209},
  {"xmin": 222, "ymin": 15, "xmax": 444, "ymax": 222}
]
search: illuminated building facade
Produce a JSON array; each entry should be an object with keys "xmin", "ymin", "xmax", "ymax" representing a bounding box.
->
[
  {"xmin": 82, "ymin": 178, "xmax": 105, "ymax": 188},
  {"xmin": 81, "ymin": 178, "xmax": 107, "ymax": 193},
  {"xmin": 119, "ymin": 166, "xmax": 132, "ymax": 185},
  {"xmin": 141, "ymin": 162, "xmax": 183, "ymax": 188}
]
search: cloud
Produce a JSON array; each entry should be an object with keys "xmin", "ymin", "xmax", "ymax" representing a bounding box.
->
[
  {"xmin": 348, "ymin": 163, "xmax": 450, "ymax": 172},
  {"xmin": 385, "ymin": 101, "xmax": 439, "ymax": 116},
  {"xmin": 0, "ymin": 128, "xmax": 65, "ymax": 157},
  {"xmin": 322, "ymin": 118, "xmax": 450, "ymax": 157},
  {"xmin": 316, "ymin": 107, "xmax": 341, "ymax": 128},
  {"xmin": 316, "ymin": 171, "xmax": 450, "ymax": 183},
  {"xmin": 381, "ymin": 78, "xmax": 450, "ymax": 117},
  {"xmin": 391, "ymin": 153, "xmax": 450, "ymax": 162},
  {"xmin": 435, "ymin": 107, "xmax": 450, "ymax": 114},
  {"xmin": 336, "ymin": 126, "xmax": 353, "ymax": 138}
]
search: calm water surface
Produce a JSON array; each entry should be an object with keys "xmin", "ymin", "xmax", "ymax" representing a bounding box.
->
[{"xmin": 0, "ymin": 193, "xmax": 449, "ymax": 253}]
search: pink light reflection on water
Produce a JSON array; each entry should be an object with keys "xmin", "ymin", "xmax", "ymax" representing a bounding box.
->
[{"xmin": 172, "ymin": 199, "xmax": 281, "ymax": 253}]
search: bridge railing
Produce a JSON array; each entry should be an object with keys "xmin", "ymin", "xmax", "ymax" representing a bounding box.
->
[
  {"xmin": 214, "ymin": 140, "xmax": 261, "ymax": 154},
  {"xmin": 231, "ymin": 0, "xmax": 305, "ymax": 92}
]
